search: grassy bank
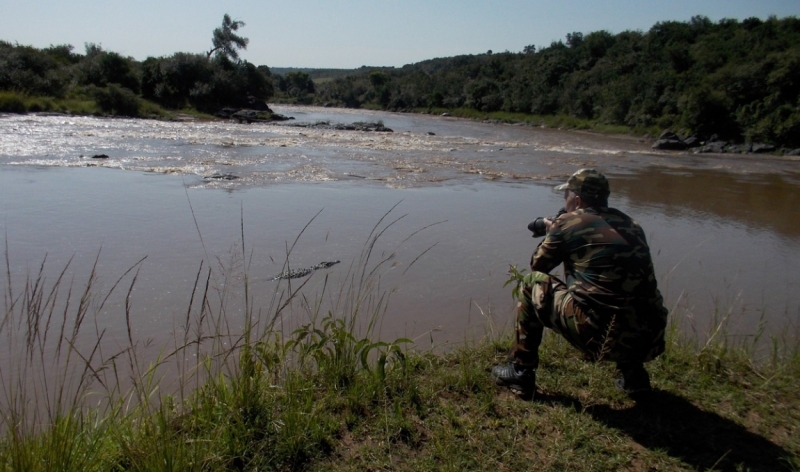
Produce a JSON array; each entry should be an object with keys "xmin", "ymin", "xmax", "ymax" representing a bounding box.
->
[
  {"xmin": 0, "ymin": 90, "xmax": 731, "ymax": 144},
  {"xmin": 1, "ymin": 217, "xmax": 799, "ymax": 471},
  {"xmin": 0, "ymin": 90, "xmax": 215, "ymax": 121},
  {"xmin": 414, "ymin": 106, "xmax": 659, "ymax": 138},
  {"xmin": 267, "ymin": 99, "xmax": 660, "ymax": 140},
  {"xmin": 2, "ymin": 317, "xmax": 797, "ymax": 471}
]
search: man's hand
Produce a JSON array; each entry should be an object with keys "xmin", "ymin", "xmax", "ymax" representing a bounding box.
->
[{"xmin": 543, "ymin": 218, "xmax": 554, "ymax": 234}]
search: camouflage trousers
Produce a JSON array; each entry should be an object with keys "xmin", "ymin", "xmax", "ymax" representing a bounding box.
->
[{"xmin": 509, "ymin": 272, "xmax": 665, "ymax": 369}]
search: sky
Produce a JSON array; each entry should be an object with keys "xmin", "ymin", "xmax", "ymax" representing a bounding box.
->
[{"xmin": 2, "ymin": 0, "xmax": 799, "ymax": 69}]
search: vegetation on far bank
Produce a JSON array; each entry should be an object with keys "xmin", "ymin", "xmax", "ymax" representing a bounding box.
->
[
  {"xmin": 1, "ymin": 210, "xmax": 798, "ymax": 471},
  {"xmin": 3, "ymin": 15, "xmax": 800, "ymax": 148},
  {"xmin": 285, "ymin": 15, "xmax": 800, "ymax": 149}
]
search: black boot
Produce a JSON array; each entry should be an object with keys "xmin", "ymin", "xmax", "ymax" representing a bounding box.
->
[
  {"xmin": 491, "ymin": 363, "xmax": 536, "ymax": 397},
  {"xmin": 614, "ymin": 362, "xmax": 651, "ymax": 396}
]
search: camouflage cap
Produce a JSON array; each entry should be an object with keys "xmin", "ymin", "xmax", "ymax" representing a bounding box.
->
[{"xmin": 554, "ymin": 168, "xmax": 610, "ymax": 198}]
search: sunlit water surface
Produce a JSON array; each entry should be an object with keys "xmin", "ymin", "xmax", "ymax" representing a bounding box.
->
[{"xmin": 2, "ymin": 106, "xmax": 799, "ymax": 355}]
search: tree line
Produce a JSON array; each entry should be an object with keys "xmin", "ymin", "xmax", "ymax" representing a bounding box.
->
[
  {"xmin": 307, "ymin": 15, "xmax": 800, "ymax": 147},
  {"xmin": 0, "ymin": 14, "xmax": 273, "ymax": 116},
  {"xmin": 2, "ymin": 15, "xmax": 799, "ymax": 146}
]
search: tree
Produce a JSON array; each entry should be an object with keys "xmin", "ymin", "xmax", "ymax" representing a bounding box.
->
[
  {"xmin": 369, "ymin": 71, "xmax": 389, "ymax": 88},
  {"xmin": 207, "ymin": 14, "xmax": 249, "ymax": 61},
  {"xmin": 79, "ymin": 46, "xmax": 140, "ymax": 93},
  {"xmin": 283, "ymin": 71, "xmax": 315, "ymax": 97}
]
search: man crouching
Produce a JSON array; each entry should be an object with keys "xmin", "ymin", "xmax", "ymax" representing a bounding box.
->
[{"xmin": 493, "ymin": 168, "xmax": 668, "ymax": 398}]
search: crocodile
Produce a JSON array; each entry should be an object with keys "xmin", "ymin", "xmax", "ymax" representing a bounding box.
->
[{"xmin": 270, "ymin": 260, "xmax": 340, "ymax": 281}]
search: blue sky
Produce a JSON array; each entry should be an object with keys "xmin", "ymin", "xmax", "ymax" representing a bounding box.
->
[{"xmin": 2, "ymin": 0, "xmax": 799, "ymax": 68}]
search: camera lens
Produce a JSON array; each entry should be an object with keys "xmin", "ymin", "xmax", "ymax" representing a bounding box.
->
[{"xmin": 528, "ymin": 217, "xmax": 546, "ymax": 237}]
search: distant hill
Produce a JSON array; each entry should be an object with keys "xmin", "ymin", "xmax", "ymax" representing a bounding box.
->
[{"xmin": 270, "ymin": 66, "xmax": 393, "ymax": 81}]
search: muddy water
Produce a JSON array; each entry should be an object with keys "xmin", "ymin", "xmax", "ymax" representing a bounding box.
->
[{"xmin": 1, "ymin": 106, "xmax": 799, "ymax": 353}]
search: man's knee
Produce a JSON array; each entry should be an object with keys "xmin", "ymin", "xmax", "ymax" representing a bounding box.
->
[
  {"xmin": 525, "ymin": 270, "xmax": 551, "ymax": 304},
  {"xmin": 517, "ymin": 271, "xmax": 558, "ymax": 328}
]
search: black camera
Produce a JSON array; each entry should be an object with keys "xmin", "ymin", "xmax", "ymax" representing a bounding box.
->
[{"xmin": 528, "ymin": 208, "xmax": 567, "ymax": 238}]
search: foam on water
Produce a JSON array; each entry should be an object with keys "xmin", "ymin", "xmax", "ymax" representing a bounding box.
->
[{"xmin": 2, "ymin": 111, "xmax": 670, "ymax": 188}]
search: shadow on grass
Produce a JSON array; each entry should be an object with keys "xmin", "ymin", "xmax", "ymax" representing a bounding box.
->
[{"xmin": 535, "ymin": 390, "xmax": 792, "ymax": 472}]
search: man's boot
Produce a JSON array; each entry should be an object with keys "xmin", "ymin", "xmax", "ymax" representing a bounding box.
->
[
  {"xmin": 614, "ymin": 362, "xmax": 651, "ymax": 395},
  {"xmin": 491, "ymin": 363, "xmax": 536, "ymax": 397}
]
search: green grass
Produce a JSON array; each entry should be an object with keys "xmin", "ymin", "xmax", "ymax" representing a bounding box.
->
[
  {"xmin": 358, "ymin": 102, "xmax": 384, "ymax": 111},
  {"xmin": 0, "ymin": 89, "xmax": 102, "ymax": 115},
  {"xmin": 1, "ymin": 210, "xmax": 798, "ymax": 471},
  {"xmin": 0, "ymin": 90, "xmax": 198, "ymax": 120},
  {"xmin": 414, "ymin": 107, "xmax": 662, "ymax": 138},
  {"xmin": 163, "ymin": 107, "xmax": 216, "ymax": 121},
  {"xmin": 0, "ymin": 91, "xmax": 28, "ymax": 113}
]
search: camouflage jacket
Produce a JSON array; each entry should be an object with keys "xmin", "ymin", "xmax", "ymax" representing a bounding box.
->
[{"xmin": 531, "ymin": 207, "xmax": 668, "ymax": 332}]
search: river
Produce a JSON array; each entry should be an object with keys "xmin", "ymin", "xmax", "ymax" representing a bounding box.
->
[{"xmin": 1, "ymin": 105, "xmax": 799, "ymax": 355}]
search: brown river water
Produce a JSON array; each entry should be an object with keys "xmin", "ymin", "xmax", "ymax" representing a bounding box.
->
[{"xmin": 1, "ymin": 105, "xmax": 799, "ymax": 357}]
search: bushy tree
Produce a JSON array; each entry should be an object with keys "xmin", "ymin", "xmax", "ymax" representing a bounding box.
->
[
  {"xmin": 284, "ymin": 72, "xmax": 315, "ymax": 95},
  {"xmin": 207, "ymin": 14, "xmax": 249, "ymax": 61},
  {"xmin": 368, "ymin": 71, "xmax": 391, "ymax": 107},
  {"xmin": 141, "ymin": 52, "xmax": 271, "ymax": 111},
  {"xmin": 79, "ymin": 44, "xmax": 140, "ymax": 93},
  {"xmin": 0, "ymin": 41, "xmax": 75, "ymax": 97}
]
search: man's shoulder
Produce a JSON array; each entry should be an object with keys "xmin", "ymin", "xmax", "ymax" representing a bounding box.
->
[
  {"xmin": 560, "ymin": 207, "xmax": 632, "ymax": 224},
  {"xmin": 556, "ymin": 207, "xmax": 645, "ymax": 237},
  {"xmin": 593, "ymin": 207, "xmax": 642, "ymax": 227},
  {"xmin": 598, "ymin": 206, "xmax": 632, "ymax": 218}
]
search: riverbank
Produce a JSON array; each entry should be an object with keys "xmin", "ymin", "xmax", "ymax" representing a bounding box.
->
[
  {"xmin": 272, "ymin": 99, "xmax": 648, "ymax": 136},
  {"xmin": 1, "ymin": 316, "xmax": 797, "ymax": 471},
  {"xmin": 408, "ymin": 107, "xmax": 800, "ymax": 156},
  {"xmin": 0, "ymin": 89, "xmax": 655, "ymax": 139},
  {"xmin": 2, "ymin": 90, "xmax": 627, "ymax": 133},
  {"xmin": 274, "ymin": 101, "xmax": 800, "ymax": 157},
  {"xmin": 4, "ymin": 88, "xmax": 796, "ymax": 157},
  {"xmin": 414, "ymin": 106, "xmax": 642, "ymax": 135},
  {"xmin": 1, "ymin": 226, "xmax": 798, "ymax": 470},
  {"xmin": 1, "ymin": 241, "xmax": 798, "ymax": 471}
]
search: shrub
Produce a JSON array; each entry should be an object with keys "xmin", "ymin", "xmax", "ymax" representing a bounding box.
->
[
  {"xmin": 79, "ymin": 45, "xmax": 140, "ymax": 93},
  {"xmin": 92, "ymin": 84, "xmax": 141, "ymax": 116},
  {"xmin": 0, "ymin": 91, "xmax": 26, "ymax": 113},
  {"xmin": 25, "ymin": 96, "xmax": 55, "ymax": 112}
]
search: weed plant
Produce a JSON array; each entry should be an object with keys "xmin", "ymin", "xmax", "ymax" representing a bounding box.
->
[{"xmin": 1, "ymin": 208, "xmax": 799, "ymax": 470}]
